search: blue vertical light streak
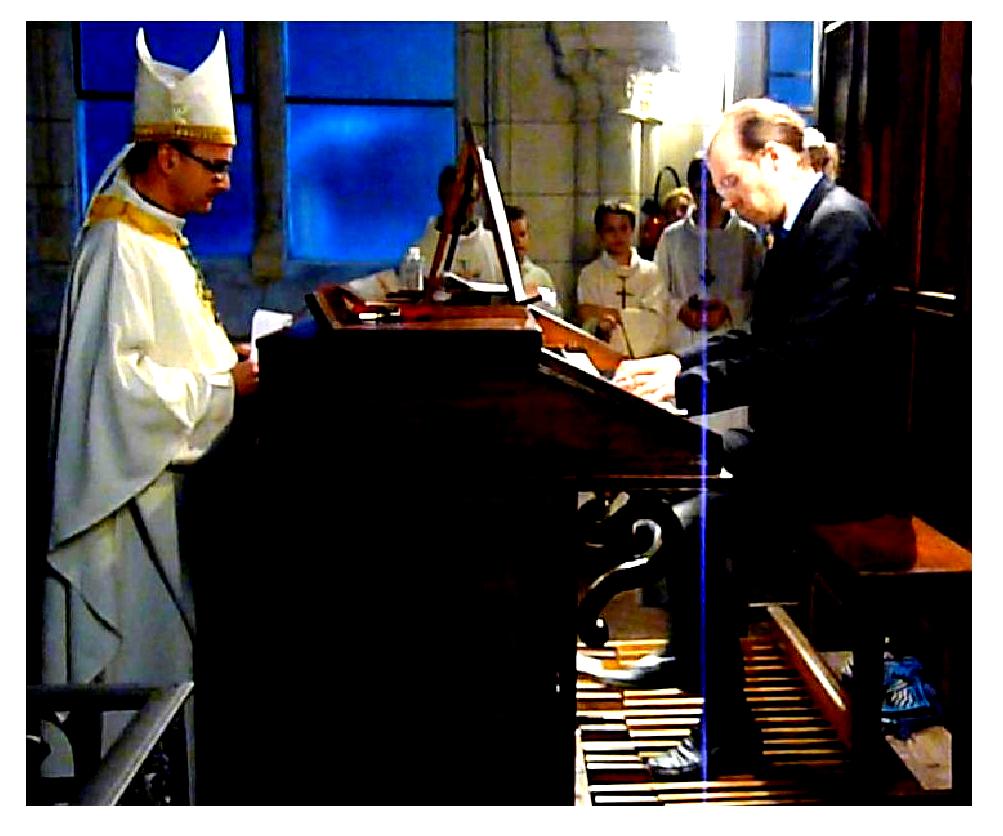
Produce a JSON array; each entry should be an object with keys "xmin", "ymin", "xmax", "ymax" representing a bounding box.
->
[{"xmin": 697, "ymin": 162, "xmax": 711, "ymax": 789}]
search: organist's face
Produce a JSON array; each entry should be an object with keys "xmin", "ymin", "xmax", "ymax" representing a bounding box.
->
[{"xmin": 708, "ymin": 127, "xmax": 785, "ymax": 228}]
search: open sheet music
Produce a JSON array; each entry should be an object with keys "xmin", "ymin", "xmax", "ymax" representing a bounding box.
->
[
  {"xmin": 476, "ymin": 150, "xmax": 532, "ymax": 303},
  {"xmin": 250, "ymin": 309, "xmax": 293, "ymax": 363}
]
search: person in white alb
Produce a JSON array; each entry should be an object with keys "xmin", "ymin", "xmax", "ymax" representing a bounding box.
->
[
  {"xmin": 576, "ymin": 201, "xmax": 670, "ymax": 358},
  {"xmin": 504, "ymin": 204, "xmax": 561, "ymax": 314},
  {"xmin": 42, "ymin": 28, "xmax": 256, "ymax": 769},
  {"xmin": 654, "ymin": 157, "xmax": 765, "ymax": 354},
  {"xmin": 411, "ymin": 164, "xmax": 504, "ymax": 283}
]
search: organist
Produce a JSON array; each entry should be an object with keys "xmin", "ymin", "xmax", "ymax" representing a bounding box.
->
[{"xmin": 598, "ymin": 97, "xmax": 907, "ymax": 777}]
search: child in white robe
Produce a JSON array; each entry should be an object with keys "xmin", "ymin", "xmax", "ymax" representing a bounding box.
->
[{"xmin": 576, "ymin": 201, "xmax": 670, "ymax": 358}]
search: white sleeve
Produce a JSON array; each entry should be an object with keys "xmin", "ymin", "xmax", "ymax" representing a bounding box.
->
[{"xmin": 621, "ymin": 267, "xmax": 671, "ymax": 356}]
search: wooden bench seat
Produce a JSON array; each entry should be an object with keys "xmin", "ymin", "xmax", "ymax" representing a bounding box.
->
[
  {"xmin": 802, "ymin": 514, "xmax": 971, "ymax": 802},
  {"xmin": 810, "ymin": 514, "xmax": 971, "ymax": 574}
]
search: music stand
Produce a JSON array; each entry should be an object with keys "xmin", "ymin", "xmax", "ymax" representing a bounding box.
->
[{"xmin": 425, "ymin": 119, "xmax": 534, "ymax": 304}]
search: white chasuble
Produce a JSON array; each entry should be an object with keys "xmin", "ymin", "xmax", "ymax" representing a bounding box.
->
[{"xmin": 44, "ymin": 173, "xmax": 237, "ymax": 691}]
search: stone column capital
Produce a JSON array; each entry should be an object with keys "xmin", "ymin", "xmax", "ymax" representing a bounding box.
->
[{"xmin": 547, "ymin": 21, "xmax": 677, "ymax": 117}]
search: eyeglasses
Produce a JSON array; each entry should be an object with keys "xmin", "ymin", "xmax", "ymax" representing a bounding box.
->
[
  {"xmin": 171, "ymin": 143, "xmax": 232, "ymax": 177},
  {"xmin": 716, "ymin": 149, "xmax": 769, "ymax": 195},
  {"xmin": 716, "ymin": 161, "xmax": 754, "ymax": 194}
]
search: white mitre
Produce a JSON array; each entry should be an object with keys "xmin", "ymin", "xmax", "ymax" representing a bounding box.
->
[
  {"xmin": 77, "ymin": 29, "xmax": 237, "ymax": 249},
  {"xmin": 133, "ymin": 27, "xmax": 236, "ymax": 146}
]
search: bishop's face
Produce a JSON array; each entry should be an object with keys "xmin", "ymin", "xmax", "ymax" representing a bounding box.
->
[
  {"xmin": 167, "ymin": 141, "xmax": 233, "ymax": 215},
  {"xmin": 707, "ymin": 127, "xmax": 785, "ymax": 228}
]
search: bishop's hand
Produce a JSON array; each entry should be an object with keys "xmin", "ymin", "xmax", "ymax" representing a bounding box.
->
[{"xmin": 231, "ymin": 357, "xmax": 259, "ymax": 397}]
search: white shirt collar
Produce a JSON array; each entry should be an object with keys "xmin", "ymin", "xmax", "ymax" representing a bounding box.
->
[
  {"xmin": 113, "ymin": 170, "xmax": 187, "ymax": 235},
  {"xmin": 600, "ymin": 247, "xmax": 640, "ymax": 270},
  {"xmin": 782, "ymin": 170, "xmax": 824, "ymax": 231}
]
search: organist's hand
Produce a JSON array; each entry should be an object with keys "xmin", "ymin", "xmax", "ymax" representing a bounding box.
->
[{"xmin": 613, "ymin": 354, "xmax": 681, "ymax": 403}]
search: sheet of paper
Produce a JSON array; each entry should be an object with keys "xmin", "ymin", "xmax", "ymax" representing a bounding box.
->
[
  {"xmin": 345, "ymin": 269, "xmax": 399, "ymax": 300},
  {"xmin": 561, "ymin": 349, "xmax": 602, "ymax": 378},
  {"xmin": 687, "ymin": 405, "xmax": 749, "ymax": 432},
  {"xmin": 251, "ymin": 309, "xmax": 294, "ymax": 364},
  {"xmin": 656, "ymin": 399, "xmax": 688, "ymax": 417}
]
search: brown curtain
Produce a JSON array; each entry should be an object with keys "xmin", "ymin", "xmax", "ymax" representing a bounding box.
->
[
  {"xmin": 820, "ymin": 21, "xmax": 971, "ymax": 306},
  {"xmin": 818, "ymin": 21, "xmax": 971, "ymax": 548}
]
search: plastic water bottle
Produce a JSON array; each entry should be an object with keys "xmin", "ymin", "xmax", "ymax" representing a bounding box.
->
[{"xmin": 401, "ymin": 246, "xmax": 424, "ymax": 291}]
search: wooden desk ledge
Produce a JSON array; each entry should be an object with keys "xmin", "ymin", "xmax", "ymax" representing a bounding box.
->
[{"xmin": 809, "ymin": 514, "xmax": 971, "ymax": 575}]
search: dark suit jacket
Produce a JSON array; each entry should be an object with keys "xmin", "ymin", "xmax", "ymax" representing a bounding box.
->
[{"xmin": 675, "ymin": 176, "xmax": 905, "ymax": 523}]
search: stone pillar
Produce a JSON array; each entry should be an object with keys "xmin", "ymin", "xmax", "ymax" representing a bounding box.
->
[
  {"xmin": 639, "ymin": 119, "xmax": 664, "ymax": 210},
  {"xmin": 27, "ymin": 21, "xmax": 77, "ymax": 684},
  {"xmin": 456, "ymin": 22, "xmax": 487, "ymax": 150},
  {"xmin": 548, "ymin": 22, "xmax": 674, "ymax": 274},
  {"xmin": 477, "ymin": 22, "xmax": 577, "ymax": 314},
  {"xmin": 249, "ymin": 22, "xmax": 286, "ymax": 284},
  {"xmin": 27, "ymin": 22, "xmax": 77, "ymax": 340}
]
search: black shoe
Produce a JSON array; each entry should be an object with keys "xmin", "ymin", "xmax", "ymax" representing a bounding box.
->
[
  {"xmin": 647, "ymin": 731, "xmax": 703, "ymax": 778},
  {"xmin": 576, "ymin": 650, "xmax": 678, "ymax": 689},
  {"xmin": 647, "ymin": 725, "xmax": 763, "ymax": 779}
]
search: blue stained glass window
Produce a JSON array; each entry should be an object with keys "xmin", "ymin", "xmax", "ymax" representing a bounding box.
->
[
  {"xmin": 286, "ymin": 104, "xmax": 455, "ymax": 262},
  {"xmin": 766, "ymin": 21, "xmax": 815, "ymax": 115},
  {"xmin": 768, "ymin": 22, "xmax": 814, "ymax": 73},
  {"xmin": 767, "ymin": 76, "xmax": 813, "ymax": 109},
  {"xmin": 78, "ymin": 100, "xmax": 255, "ymax": 257},
  {"xmin": 285, "ymin": 22, "xmax": 455, "ymax": 101},
  {"xmin": 79, "ymin": 22, "xmax": 245, "ymax": 95}
]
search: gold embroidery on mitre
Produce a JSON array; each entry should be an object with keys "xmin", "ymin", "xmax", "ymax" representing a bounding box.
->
[{"xmin": 133, "ymin": 122, "xmax": 237, "ymax": 146}]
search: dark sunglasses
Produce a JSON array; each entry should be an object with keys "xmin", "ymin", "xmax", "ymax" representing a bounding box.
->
[{"xmin": 170, "ymin": 143, "xmax": 232, "ymax": 176}]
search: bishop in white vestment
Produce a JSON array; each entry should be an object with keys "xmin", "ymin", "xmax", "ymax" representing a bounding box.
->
[{"xmin": 42, "ymin": 31, "xmax": 250, "ymax": 769}]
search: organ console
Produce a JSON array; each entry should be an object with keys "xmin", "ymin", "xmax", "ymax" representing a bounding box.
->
[{"xmin": 192, "ymin": 123, "xmax": 727, "ymax": 805}]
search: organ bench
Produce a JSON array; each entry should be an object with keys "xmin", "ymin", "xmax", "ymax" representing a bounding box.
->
[{"xmin": 800, "ymin": 514, "xmax": 971, "ymax": 802}]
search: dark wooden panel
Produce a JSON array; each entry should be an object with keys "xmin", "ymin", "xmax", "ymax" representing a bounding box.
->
[{"xmin": 189, "ymin": 315, "xmax": 716, "ymax": 804}]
